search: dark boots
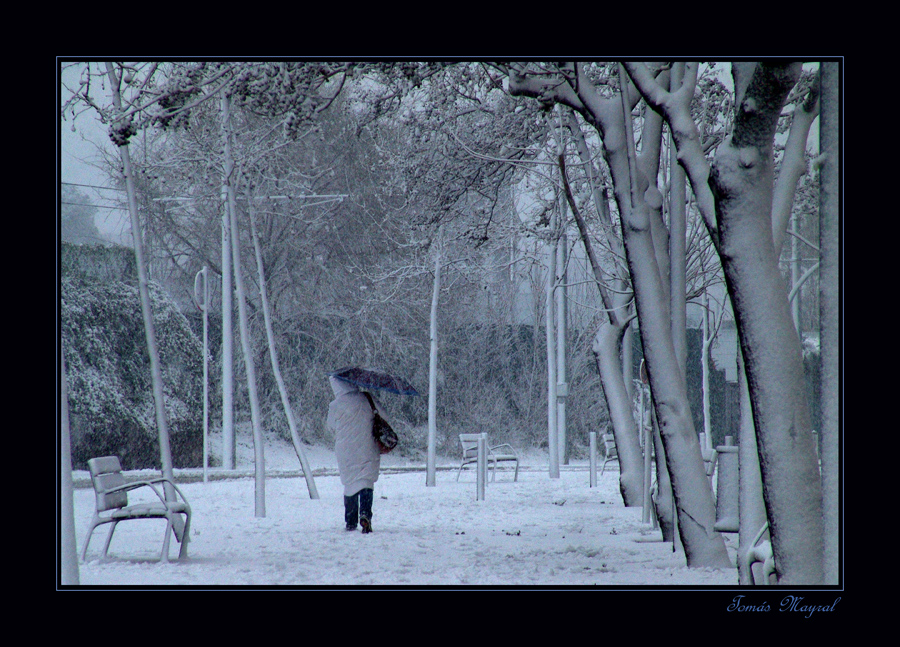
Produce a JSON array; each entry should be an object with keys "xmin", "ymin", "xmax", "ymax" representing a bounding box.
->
[{"xmin": 344, "ymin": 488, "xmax": 374, "ymax": 533}]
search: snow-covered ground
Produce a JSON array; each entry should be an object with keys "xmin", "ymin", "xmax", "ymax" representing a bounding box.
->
[{"xmin": 70, "ymin": 430, "xmax": 741, "ymax": 588}]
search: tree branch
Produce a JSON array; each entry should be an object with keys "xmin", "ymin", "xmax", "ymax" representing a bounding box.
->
[
  {"xmin": 772, "ymin": 73, "xmax": 820, "ymax": 253},
  {"xmin": 623, "ymin": 61, "xmax": 718, "ymax": 244},
  {"xmin": 559, "ymin": 153, "xmax": 616, "ymax": 319}
]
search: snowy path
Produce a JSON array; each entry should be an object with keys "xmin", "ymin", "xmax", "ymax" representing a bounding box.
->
[{"xmin": 72, "ymin": 457, "xmax": 740, "ymax": 587}]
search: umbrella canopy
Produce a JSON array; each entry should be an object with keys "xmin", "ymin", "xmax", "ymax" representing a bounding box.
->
[{"xmin": 329, "ymin": 366, "xmax": 420, "ymax": 396}]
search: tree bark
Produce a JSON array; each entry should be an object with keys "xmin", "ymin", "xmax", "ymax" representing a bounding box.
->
[
  {"xmin": 626, "ymin": 60, "xmax": 825, "ymax": 584},
  {"xmin": 509, "ymin": 64, "xmax": 730, "ymax": 566},
  {"xmin": 737, "ymin": 346, "xmax": 768, "ymax": 584},
  {"xmin": 592, "ymin": 321, "xmax": 643, "ymax": 505},
  {"xmin": 247, "ymin": 194, "xmax": 319, "ymax": 500},
  {"xmin": 669, "ymin": 63, "xmax": 688, "ymax": 375},
  {"xmin": 710, "ymin": 64, "xmax": 823, "ymax": 584}
]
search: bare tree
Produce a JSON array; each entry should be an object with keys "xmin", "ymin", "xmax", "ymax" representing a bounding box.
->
[
  {"xmin": 62, "ymin": 62, "xmax": 233, "ymax": 501},
  {"xmin": 557, "ymin": 124, "xmax": 643, "ymax": 507},
  {"xmin": 506, "ymin": 62, "xmax": 730, "ymax": 567},
  {"xmin": 246, "ymin": 181, "xmax": 320, "ymax": 499},
  {"xmin": 626, "ymin": 61, "xmax": 825, "ymax": 583}
]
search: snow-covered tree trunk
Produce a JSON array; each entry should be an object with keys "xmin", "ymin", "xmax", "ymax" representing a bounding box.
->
[
  {"xmin": 737, "ymin": 347, "xmax": 767, "ymax": 584},
  {"xmin": 60, "ymin": 350, "xmax": 79, "ymax": 585},
  {"xmin": 819, "ymin": 60, "xmax": 840, "ymax": 585},
  {"xmin": 669, "ymin": 63, "xmax": 688, "ymax": 374},
  {"xmin": 610, "ymin": 76, "xmax": 729, "ymax": 567},
  {"xmin": 709, "ymin": 65, "xmax": 823, "ymax": 584},
  {"xmin": 221, "ymin": 188, "xmax": 236, "ymax": 470},
  {"xmin": 592, "ymin": 320, "xmax": 642, "ymax": 505},
  {"xmin": 625, "ymin": 61, "xmax": 825, "ymax": 583},
  {"xmin": 103, "ymin": 63, "xmax": 176, "ymax": 492},
  {"xmin": 561, "ymin": 117, "xmax": 643, "ymax": 506},
  {"xmin": 508, "ymin": 66, "xmax": 729, "ymax": 565},
  {"xmin": 222, "ymin": 92, "xmax": 266, "ymax": 517},
  {"xmin": 426, "ymin": 225, "xmax": 443, "ymax": 487},
  {"xmin": 247, "ymin": 193, "xmax": 319, "ymax": 500},
  {"xmin": 701, "ymin": 292, "xmax": 712, "ymax": 441}
]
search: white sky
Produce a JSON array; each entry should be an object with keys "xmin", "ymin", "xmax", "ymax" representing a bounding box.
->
[{"xmin": 60, "ymin": 63, "xmax": 131, "ymax": 243}]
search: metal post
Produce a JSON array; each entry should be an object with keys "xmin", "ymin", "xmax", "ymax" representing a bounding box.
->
[
  {"xmin": 477, "ymin": 434, "xmax": 487, "ymax": 501},
  {"xmin": 714, "ymin": 436, "xmax": 740, "ymax": 533},
  {"xmin": 589, "ymin": 432, "xmax": 597, "ymax": 488},
  {"xmin": 221, "ymin": 211, "xmax": 234, "ymax": 469},
  {"xmin": 195, "ymin": 267, "xmax": 210, "ymax": 483},
  {"xmin": 545, "ymin": 215, "xmax": 559, "ymax": 479}
]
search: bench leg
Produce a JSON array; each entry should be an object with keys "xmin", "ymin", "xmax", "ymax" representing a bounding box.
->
[
  {"xmin": 178, "ymin": 513, "xmax": 191, "ymax": 560},
  {"xmin": 81, "ymin": 521, "xmax": 99, "ymax": 562},
  {"xmin": 102, "ymin": 520, "xmax": 119, "ymax": 559},
  {"xmin": 160, "ymin": 519, "xmax": 173, "ymax": 563}
]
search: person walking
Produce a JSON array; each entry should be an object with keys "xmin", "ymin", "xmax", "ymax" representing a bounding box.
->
[{"xmin": 327, "ymin": 376, "xmax": 387, "ymax": 534}]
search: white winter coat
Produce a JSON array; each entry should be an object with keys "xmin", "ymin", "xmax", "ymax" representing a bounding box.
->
[{"xmin": 327, "ymin": 376, "xmax": 386, "ymax": 496}]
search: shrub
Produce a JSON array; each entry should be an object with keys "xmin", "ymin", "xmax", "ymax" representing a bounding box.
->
[{"xmin": 61, "ymin": 253, "xmax": 208, "ymax": 470}]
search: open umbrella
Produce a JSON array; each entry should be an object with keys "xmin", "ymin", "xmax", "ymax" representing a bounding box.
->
[{"xmin": 329, "ymin": 366, "xmax": 420, "ymax": 396}]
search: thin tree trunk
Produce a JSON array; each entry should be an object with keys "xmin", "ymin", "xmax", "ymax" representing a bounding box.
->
[
  {"xmin": 592, "ymin": 321, "xmax": 643, "ymax": 505},
  {"xmin": 221, "ymin": 179, "xmax": 235, "ymax": 470},
  {"xmin": 247, "ymin": 193, "xmax": 319, "ymax": 499},
  {"xmin": 669, "ymin": 63, "xmax": 688, "ymax": 375},
  {"xmin": 772, "ymin": 83, "xmax": 820, "ymax": 254},
  {"xmin": 790, "ymin": 213, "xmax": 801, "ymax": 334},
  {"xmin": 103, "ymin": 63, "xmax": 176, "ymax": 493},
  {"xmin": 649, "ymin": 397, "xmax": 676, "ymax": 543},
  {"xmin": 426, "ymin": 225, "xmax": 443, "ymax": 487},
  {"xmin": 222, "ymin": 91, "xmax": 266, "ymax": 517},
  {"xmin": 819, "ymin": 60, "xmax": 840, "ymax": 585},
  {"xmin": 625, "ymin": 205, "xmax": 719, "ymax": 559},
  {"xmin": 701, "ymin": 292, "xmax": 712, "ymax": 442}
]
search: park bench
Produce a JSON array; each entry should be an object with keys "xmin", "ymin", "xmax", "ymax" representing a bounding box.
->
[
  {"xmin": 81, "ymin": 456, "xmax": 192, "ymax": 563},
  {"xmin": 600, "ymin": 433, "xmax": 619, "ymax": 475},
  {"xmin": 456, "ymin": 434, "xmax": 519, "ymax": 482}
]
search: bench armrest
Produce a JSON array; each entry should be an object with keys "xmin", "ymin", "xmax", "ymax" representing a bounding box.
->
[
  {"xmin": 489, "ymin": 443, "xmax": 517, "ymax": 457},
  {"xmin": 102, "ymin": 477, "xmax": 190, "ymax": 508}
]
